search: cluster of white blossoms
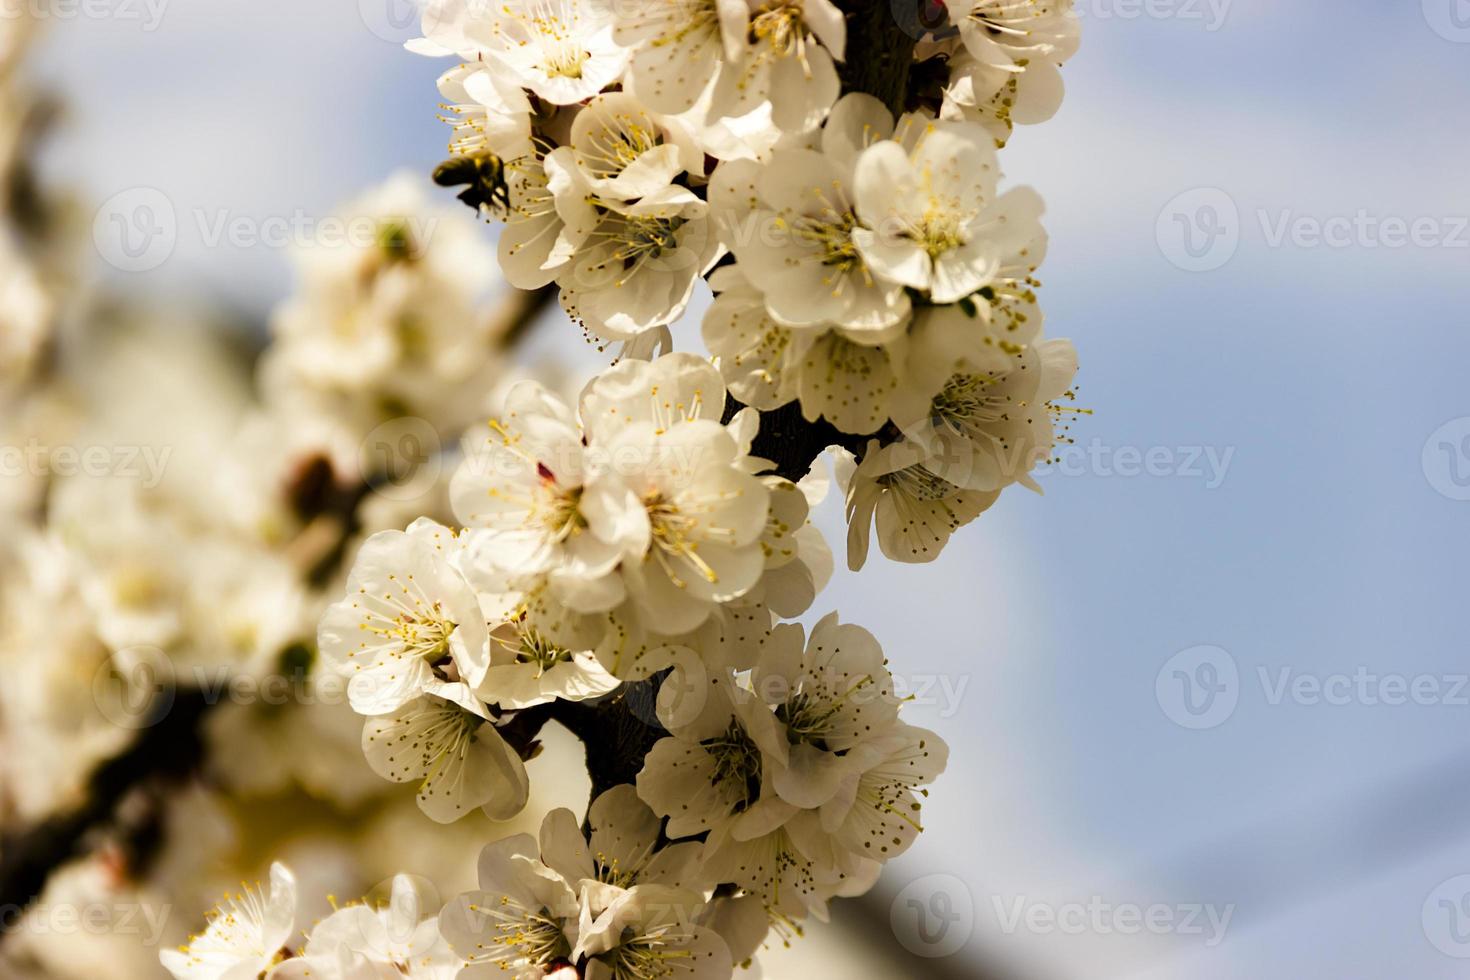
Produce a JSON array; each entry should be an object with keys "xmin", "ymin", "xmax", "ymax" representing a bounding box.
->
[
  {"xmin": 161, "ymin": 864, "xmax": 467, "ymax": 980},
  {"xmin": 258, "ymin": 171, "xmax": 508, "ymax": 472},
  {"xmin": 151, "ymin": 3, "xmax": 1088, "ymax": 979},
  {"xmin": 408, "ymin": 0, "xmax": 1083, "ymax": 570},
  {"xmin": 315, "ymin": 354, "xmax": 835, "ymax": 823}
]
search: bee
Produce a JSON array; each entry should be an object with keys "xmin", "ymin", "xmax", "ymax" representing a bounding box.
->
[{"xmin": 432, "ymin": 153, "xmax": 510, "ymax": 218}]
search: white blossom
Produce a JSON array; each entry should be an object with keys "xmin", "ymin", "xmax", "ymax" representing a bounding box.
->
[
  {"xmin": 839, "ymin": 439, "xmax": 1001, "ymax": 569},
  {"xmin": 539, "ymin": 785, "xmax": 704, "ymax": 895},
  {"xmin": 160, "ymin": 863, "xmax": 297, "ymax": 980},
  {"xmin": 941, "ymin": 0, "xmax": 1080, "ymax": 144},
  {"xmin": 576, "ymin": 883, "xmax": 732, "ymax": 980},
  {"xmin": 498, "ymin": 150, "xmax": 600, "ymax": 290},
  {"xmin": 417, "ymin": 0, "xmax": 630, "ymax": 106},
  {"xmin": 478, "ymin": 585, "xmax": 623, "ymax": 708},
  {"xmin": 558, "ymin": 185, "xmax": 720, "ymax": 347},
  {"xmin": 258, "ymin": 173, "xmax": 502, "ymax": 438},
  {"xmin": 361, "ymin": 681, "xmax": 530, "ymax": 822},
  {"xmin": 438, "ymin": 835, "xmax": 580, "ymax": 978},
  {"xmin": 436, "ymin": 61, "xmax": 535, "ymax": 167},
  {"xmin": 713, "ymin": 133, "xmax": 911, "ymax": 335},
  {"xmin": 742, "ymin": 616, "xmax": 901, "ymax": 810},
  {"xmin": 851, "ymin": 119, "xmax": 1018, "ymax": 304},
  {"xmin": 318, "ymin": 519, "xmax": 490, "ymax": 715},
  {"xmin": 271, "ymin": 875, "xmax": 464, "ymax": 980},
  {"xmin": 580, "ymin": 354, "xmax": 773, "ymax": 634},
  {"xmin": 451, "ymin": 380, "xmax": 637, "ymax": 614},
  {"xmin": 948, "ymin": 0, "xmax": 1081, "ymax": 74},
  {"xmin": 611, "ymin": 0, "xmax": 746, "ymax": 115},
  {"xmin": 707, "ymin": 0, "xmax": 846, "ymax": 133}
]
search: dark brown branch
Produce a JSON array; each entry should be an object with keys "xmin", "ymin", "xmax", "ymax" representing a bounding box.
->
[
  {"xmin": 550, "ymin": 679, "xmax": 667, "ymax": 802},
  {"xmin": 835, "ymin": 0, "xmax": 924, "ymax": 115},
  {"xmin": 0, "ymin": 690, "xmax": 212, "ymax": 918}
]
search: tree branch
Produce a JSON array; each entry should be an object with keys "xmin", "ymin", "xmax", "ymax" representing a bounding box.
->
[
  {"xmin": 836, "ymin": 0, "xmax": 923, "ymax": 115},
  {"xmin": 0, "ymin": 691, "xmax": 212, "ymax": 917}
]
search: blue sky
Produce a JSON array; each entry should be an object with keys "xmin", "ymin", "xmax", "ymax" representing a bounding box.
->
[{"xmin": 30, "ymin": 1, "xmax": 1470, "ymax": 975}]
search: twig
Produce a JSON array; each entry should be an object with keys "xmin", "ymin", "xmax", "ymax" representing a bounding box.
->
[{"xmin": 0, "ymin": 691, "xmax": 211, "ymax": 918}]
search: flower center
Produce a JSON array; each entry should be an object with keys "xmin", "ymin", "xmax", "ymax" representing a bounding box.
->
[
  {"xmin": 467, "ymin": 895, "xmax": 570, "ymax": 968},
  {"xmin": 512, "ymin": 625, "xmax": 573, "ymax": 672},
  {"xmin": 538, "ymin": 479, "xmax": 588, "ymax": 542},
  {"xmin": 581, "ymin": 116, "xmax": 662, "ymax": 180},
  {"xmin": 542, "ymin": 39, "xmax": 589, "ymax": 78},
  {"xmin": 644, "ymin": 492, "xmax": 720, "ymax": 587},
  {"xmin": 618, "ymin": 214, "xmax": 686, "ymax": 264},
  {"xmin": 880, "ymin": 465, "xmax": 962, "ymax": 502},
  {"xmin": 362, "ymin": 579, "xmax": 458, "ymax": 663},
  {"xmin": 792, "ymin": 206, "xmax": 861, "ymax": 273},
  {"xmin": 932, "ymin": 372, "xmax": 1010, "ymax": 431},
  {"xmin": 704, "ymin": 721, "xmax": 763, "ymax": 812},
  {"xmin": 601, "ymin": 928, "xmax": 695, "ymax": 979},
  {"xmin": 751, "ymin": 2, "xmax": 805, "ymax": 57}
]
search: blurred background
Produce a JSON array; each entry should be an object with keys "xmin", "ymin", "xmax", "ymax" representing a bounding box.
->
[{"xmin": 4, "ymin": 0, "xmax": 1470, "ymax": 977}]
